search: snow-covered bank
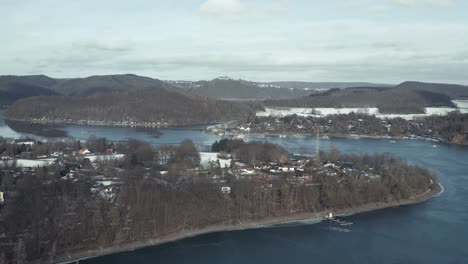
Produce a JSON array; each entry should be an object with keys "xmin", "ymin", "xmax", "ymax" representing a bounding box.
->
[
  {"xmin": 257, "ymin": 100, "xmax": 468, "ymax": 120},
  {"xmin": 256, "ymin": 107, "xmax": 379, "ymax": 117}
]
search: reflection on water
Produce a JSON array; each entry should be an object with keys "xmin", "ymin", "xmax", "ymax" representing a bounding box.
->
[{"xmin": 5, "ymin": 120, "xmax": 68, "ymax": 138}]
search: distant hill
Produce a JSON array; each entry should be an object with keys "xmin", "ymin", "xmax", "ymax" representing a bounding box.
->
[
  {"xmin": 0, "ymin": 74, "xmax": 184, "ymax": 105},
  {"xmin": 265, "ymin": 86, "xmax": 457, "ymax": 114},
  {"xmin": 395, "ymin": 81, "xmax": 468, "ymax": 99},
  {"xmin": 0, "ymin": 74, "xmax": 58, "ymax": 87},
  {"xmin": 264, "ymin": 81, "xmax": 393, "ymax": 89},
  {"xmin": 0, "ymin": 75, "xmax": 60, "ymax": 105},
  {"xmin": 51, "ymin": 74, "xmax": 179, "ymax": 96},
  {"xmin": 3, "ymin": 74, "xmax": 468, "ymax": 115},
  {"xmin": 176, "ymin": 78, "xmax": 313, "ymax": 100},
  {"xmin": 5, "ymin": 89, "xmax": 255, "ymax": 125}
]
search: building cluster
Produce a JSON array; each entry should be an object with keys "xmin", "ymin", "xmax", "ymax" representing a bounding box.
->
[
  {"xmin": 0, "ymin": 137, "xmax": 384, "ymax": 210},
  {"xmin": 208, "ymin": 115, "xmax": 445, "ymax": 141}
]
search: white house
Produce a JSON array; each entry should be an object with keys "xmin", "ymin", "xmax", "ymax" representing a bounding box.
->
[
  {"xmin": 221, "ymin": 186, "xmax": 231, "ymax": 194},
  {"xmin": 0, "ymin": 191, "xmax": 4, "ymax": 204}
]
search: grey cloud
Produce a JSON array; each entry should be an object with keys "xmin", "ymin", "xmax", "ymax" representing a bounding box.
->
[
  {"xmin": 23, "ymin": 51, "xmax": 468, "ymax": 84},
  {"xmin": 72, "ymin": 40, "xmax": 135, "ymax": 52},
  {"xmin": 371, "ymin": 42, "xmax": 400, "ymax": 49}
]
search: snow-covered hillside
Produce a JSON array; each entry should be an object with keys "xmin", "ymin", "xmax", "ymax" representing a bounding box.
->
[{"xmin": 256, "ymin": 100, "xmax": 468, "ymax": 120}]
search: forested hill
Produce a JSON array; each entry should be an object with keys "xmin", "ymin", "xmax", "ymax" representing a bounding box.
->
[
  {"xmin": 3, "ymin": 74, "xmax": 468, "ymax": 109},
  {"xmin": 180, "ymin": 78, "xmax": 313, "ymax": 100},
  {"xmin": 265, "ymin": 86, "xmax": 458, "ymax": 114},
  {"xmin": 0, "ymin": 74, "xmax": 181, "ymax": 105},
  {"xmin": 52, "ymin": 74, "xmax": 180, "ymax": 96},
  {"xmin": 5, "ymin": 90, "xmax": 255, "ymax": 125},
  {"xmin": 395, "ymin": 81, "xmax": 468, "ymax": 99},
  {"xmin": 0, "ymin": 75, "xmax": 60, "ymax": 106}
]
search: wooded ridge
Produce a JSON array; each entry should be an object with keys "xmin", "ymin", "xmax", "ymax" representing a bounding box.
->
[{"xmin": 4, "ymin": 90, "xmax": 255, "ymax": 126}]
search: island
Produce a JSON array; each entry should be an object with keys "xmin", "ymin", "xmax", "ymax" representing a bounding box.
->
[{"xmin": 0, "ymin": 136, "xmax": 441, "ymax": 263}]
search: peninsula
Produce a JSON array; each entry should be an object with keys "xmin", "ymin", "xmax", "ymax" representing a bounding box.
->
[{"xmin": 0, "ymin": 137, "xmax": 441, "ymax": 263}]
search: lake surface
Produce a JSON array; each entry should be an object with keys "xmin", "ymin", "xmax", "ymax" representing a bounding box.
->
[{"xmin": 1, "ymin": 111, "xmax": 468, "ymax": 263}]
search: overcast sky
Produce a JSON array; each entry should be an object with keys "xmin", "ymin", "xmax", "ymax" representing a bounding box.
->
[{"xmin": 1, "ymin": 0, "xmax": 468, "ymax": 83}]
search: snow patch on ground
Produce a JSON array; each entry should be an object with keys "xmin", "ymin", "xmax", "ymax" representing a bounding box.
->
[
  {"xmin": 86, "ymin": 154, "xmax": 125, "ymax": 162},
  {"xmin": 200, "ymin": 152, "xmax": 231, "ymax": 168},
  {"xmin": 15, "ymin": 158, "xmax": 57, "ymax": 168}
]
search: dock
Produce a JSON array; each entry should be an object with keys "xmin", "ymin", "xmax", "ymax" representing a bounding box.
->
[{"xmin": 323, "ymin": 213, "xmax": 353, "ymax": 226}]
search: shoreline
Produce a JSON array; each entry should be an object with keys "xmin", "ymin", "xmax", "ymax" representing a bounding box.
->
[
  {"xmin": 5, "ymin": 117, "xmax": 466, "ymax": 146},
  {"xmin": 51, "ymin": 183, "xmax": 442, "ymax": 264},
  {"xmin": 214, "ymin": 130, "xmax": 465, "ymax": 146},
  {"xmin": 3, "ymin": 117, "xmax": 223, "ymax": 129}
]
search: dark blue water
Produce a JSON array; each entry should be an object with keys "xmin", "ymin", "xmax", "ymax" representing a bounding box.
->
[{"xmin": 1, "ymin": 112, "xmax": 468, "ymax": 263}]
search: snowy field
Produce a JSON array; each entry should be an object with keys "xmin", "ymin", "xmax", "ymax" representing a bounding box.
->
[
  {"xmin": 15, "ymin": 158, "xmax": 56, "ymax": 168},
  {"xmin": 257, "ymin": 100, "xmax": 468, "ymax": 120},
  {"xmin": 200, "ymin": 152, "xmax": 231, "ymax": 168},
  {"xmin": 86, "ymin": 154, "xmax": 125, "ymax": 162},
  {"xmin": 453, "ymin": 100, "xmax": 468, "ymax": 109},
  {"xmin": 256, "ymin": 107, "xmax": 379, "ymax": 117}
]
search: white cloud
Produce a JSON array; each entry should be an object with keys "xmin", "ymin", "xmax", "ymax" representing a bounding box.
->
[
  {"xmin": 200, "ymin": 0, "xmax": 243, "ymax": 16},
  {"xmin": 392, "ymin": 0, "xmax": 455, "ymax": 7}
]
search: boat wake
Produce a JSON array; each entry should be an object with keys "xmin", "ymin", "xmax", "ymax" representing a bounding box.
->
[
  {"xmin": 328, "ymin": 226, "xmax": 351, "ymax": 233},
  {"xmin": 435, "ymin": 182, "xmax": 445, "ymax": 197}
]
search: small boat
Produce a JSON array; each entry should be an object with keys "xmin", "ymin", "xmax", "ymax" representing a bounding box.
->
[{"xmin": 389, "ymin": 140, "xmax": 397, "ymax": 144}]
